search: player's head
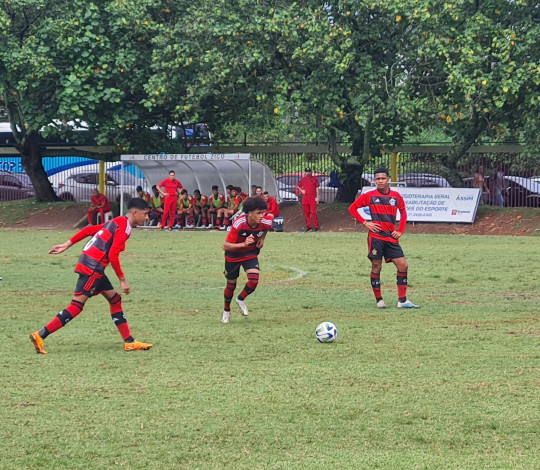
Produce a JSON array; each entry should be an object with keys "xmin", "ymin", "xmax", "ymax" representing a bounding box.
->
[
  {"xmin": 373, "ymin": 168, "xmax": 390, "ymax": 190},
  {"xmin": 242, "ymin": 196, "xmax": 267, "ymax": 214},
  {"xmin": 255, "ymin": 186, "xmax": 263, "ymax": 196},
  {"xmin": 152, "ymin": 184, "xmax": 159, "ymax": 195},
  {"xmin": 262, "ymin": 191, "xmax": 269, "ymax": 201},
  {"xmin": 136, "ymin": 185, "xmax": 144, "ymax": 194},
  {"xmin": 226, "ymin": 184, "xmax": 234, "ymax": 194},
  {"xmin": 180, "ymin": 188, "xmax": 188, "ymax": 197},
  {"xmin": 251, "ymin": 184, "xmax": 257, "ymax": 194},
  {"xmin": 193, "ymin": 189, "xmax": 201, "ymax": 197},
  {"xmin": 127, "ymin": 197, "xmax": 151, "ymax": 225},
  {"xmin": 230, "ymin": 187, "xmax": 238, "ymax": 196},
  {"xmin": 212, "ymin": 185, "xmax": 219, "ymax": 195},
  {"xmin": 168, "ymin": 170, "xmax": 176, "ymax": 180}
]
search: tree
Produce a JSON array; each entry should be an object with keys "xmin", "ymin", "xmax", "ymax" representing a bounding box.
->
[{"xmin": 0, "ymin": 0, "xmax": 176, "ymax": 202}]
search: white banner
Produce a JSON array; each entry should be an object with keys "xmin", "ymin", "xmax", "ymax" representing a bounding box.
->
[
  {"xmin": 356, "ymin": 187, "xmax": 482, "ymax": 223},
  {"xmin": 121, "ymin": 153, "xmax": 250, "ymax": 161}
]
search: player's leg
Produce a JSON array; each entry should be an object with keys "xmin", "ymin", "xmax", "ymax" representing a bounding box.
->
[
  {"xmin": 236, "ymin": 259, "xmax": 261, "ymax": 316},
  {"xmin": 222, "ymin": 261, "xmax": 240, "ymax": 323},
  {"xmin": 310, "ymin": 200, "xmax": 320, "ymax": 230},
  {"xmin": 216, "ymin": 208, "xmax": 225, "ymax": 229},
  {"xmin": 207, "ymin": 207, "xmax": 216, "ymax": 228},
  {"xmin": 302, "ymin": 203, "xmax": 312, "ymax": 231},
  {"xmin": 392, "ymin": 256, "xmax": 419, "ymax": 308},
  {"xmin": 221, "ymin": 209, "xmax": 234, "ymax": 230},
  {"xmin": 29, "ymin": 276, "xmax": 94, "ymax": 354},
  {"xmin": 87, "ymin": 208, "xmax": 98, "ymax": 225},
  {"xmin": 160, "ymin": 198, "xmax": 172, "ymax": 229},
  {"xmin": 168, "ymin": 200, "xmax": 178, "ymax": 229},
  {"xmin": 367, "ymin": 238, "xmax": 385, "ymax": 308},
  {"xmin": 101, "ymin": 288, "xmax": 152, "ymax": 350},
  {"xmin": 201, "ymin": 206, "xmax": 209, "ymax": 227}
]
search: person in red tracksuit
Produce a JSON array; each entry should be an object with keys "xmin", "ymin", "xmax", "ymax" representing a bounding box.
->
[
  {"xmin": 29, "ymin": 198, "xmax": 153, "ymax": 354},
  {"xmin": 348, "ymin": 167, "xmax": 419, "ymax": 310},
  {"xmin": 157, "ymin": 170, "xmax": 183, "ymax": 230},
  {"xmin": 87, "ymin": 189, "xmax": 111, "ymax": 225},
  {"xmin": 262, "ymin": 191, "xmax": 279, "ymax": 221},
  {"xmin": 295, "ymin": 167, "xmax": 320, "ymax": 232}
]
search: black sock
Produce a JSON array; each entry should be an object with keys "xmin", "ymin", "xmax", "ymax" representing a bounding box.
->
[
  {"xmin": 124, "ymin": 336, "xmax": 134, "ymax": 343},
  {"xmin": 38, "ymin": 327, "xmax": 50, "ymax": 340}
]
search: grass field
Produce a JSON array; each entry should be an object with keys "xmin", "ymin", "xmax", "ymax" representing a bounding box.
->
[{"xmin": 1, "ymin": 229, "xmax": 539, "ymax": 469}]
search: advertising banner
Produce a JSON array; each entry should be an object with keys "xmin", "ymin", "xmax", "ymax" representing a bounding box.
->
[{"xmin": 356, "ymin": 187, "xmax": 482, "ymax": 223}]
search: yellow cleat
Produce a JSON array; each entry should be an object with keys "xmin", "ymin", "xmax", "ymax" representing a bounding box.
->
[
  {"xmin": 124, "ymin": 341, "xmax": 153, "ymax": 351},
  {"xmin": 30, "ymin": 331, "xmax": 47, "ymax": 354}
]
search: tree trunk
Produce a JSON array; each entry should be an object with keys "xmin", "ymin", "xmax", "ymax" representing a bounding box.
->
[
  {"xmin": 16, "ymin": 131, "xmax": 61, "ymax": 202},
  {"xmin": 336, "ymin": 138, "xmax": 367, "ymax": 203}
]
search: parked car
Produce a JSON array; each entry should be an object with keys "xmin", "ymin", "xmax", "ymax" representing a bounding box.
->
[
  {"xmin": 50, "ymin": 168, "xmax": 146, "ymax": 203},
  {"xmin": 0, "ymin": 171, "xmax": 35, "ymax": 201},
  {"xmin": 277, "ymin": 172, "xmax": 372, "ymax": 203},
  {"xmin": 397, "ymin": 173, "xmax": 452, "ymax": 188}
]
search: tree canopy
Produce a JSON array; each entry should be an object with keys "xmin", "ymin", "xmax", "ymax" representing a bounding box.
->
[{"xmin": 1, "ymin": 0, "xmax": 538, "ymax": 201}]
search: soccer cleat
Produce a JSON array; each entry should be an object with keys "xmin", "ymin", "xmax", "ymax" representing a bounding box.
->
[
  {"xmin": 236, "ymin": 297, "xmax": 249, "ymax": 316},
  {"xmin": 306, "ymin": 227, "xmax": 313, "ymax": 232},
  {"xmin": 376, "ymin": 299, "xmax": 387, "ymax": 309},
  {"xmin": 314, "ymin": 228, "xmax": 320, "ymax": 232},
  {"xmin": 221, "ymin": 310, "xmax": 231, "ymax": 323},
  {"xmin": 397, "ymin": 300, "xmax": 420, "ymax": 309},
  {"xmin": 124, "ymin": 341, "xmax": 153, "ymax": 351},
  {"xmin": 30, "ymin": 331, "xmax": 47, "ymax": 354},
  {"xmin": 206, "ymin": 223, "xmax": 213, "ymax": 229}
]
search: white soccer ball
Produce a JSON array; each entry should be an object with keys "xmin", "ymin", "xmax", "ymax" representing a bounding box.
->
[{"xmin": 315, "ymin": 322, "xmax": 337, "ymax": 343}]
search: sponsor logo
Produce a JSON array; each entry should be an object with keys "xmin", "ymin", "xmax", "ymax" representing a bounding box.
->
[
  {"xmin": 452, "ymin": 210, "xmax": 457, "ymax": 215},
  {"xmin": 374, "ymin": 198, "xmax": 380, "ymax": 203},
  {"xmin": 372, "ymin": 249, "xmax": 378, "ymax": 256}
]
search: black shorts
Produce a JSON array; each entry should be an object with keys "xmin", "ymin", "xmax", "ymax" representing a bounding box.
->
[
  {"xmin": 74, "ymin": 273, "xmax": 114, "ymax": 297},
  {"xmin": 367, "ymin": 237, "xmax": 405, "ymax": 263},
  {"xmin": 224, "ymin": 258, "xmax": 260, "ymax": 280}
]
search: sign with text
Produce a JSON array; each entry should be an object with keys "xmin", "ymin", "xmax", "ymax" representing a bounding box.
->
[
  {"xmin": 356, "ymin": 187, "xmax": 482, "ymax": 223},
  {"xmin": 121, "ymin": 153, "xmax": 250, "ymax": 161}
]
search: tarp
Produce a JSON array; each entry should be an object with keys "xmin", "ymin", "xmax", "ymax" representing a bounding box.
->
[{"xmin": 120, "ymin": 153, "xmax": 279, "ymax": 198}]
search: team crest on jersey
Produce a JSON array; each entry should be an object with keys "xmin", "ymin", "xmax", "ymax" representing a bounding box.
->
[
  {"xmin": 389, "ymin": 198, "xmax": 396, "ymax": 206},
  {"xmin": 256, "ymin": 231, "xmax": 264, "ymax": 237},
  {"xmin": 372, "ymin": 249, "xmax": 378, "ymax": 256}
]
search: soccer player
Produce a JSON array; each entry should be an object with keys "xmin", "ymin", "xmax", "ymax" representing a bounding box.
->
[
  {"xmin": 262, "ymin": 191, "xmax": 279, "ymax": 221},
  {"xmin": 87, "ymin": 188, "xmax": 111, "ymax": 225},
  {"xmin": 207, "ymin": 185, "xmax": 226, "ymax": 228},
  {"xmin": 221, "ymin": 196, "xmax": 272, "ymax": 323},
  {"xmin": 191, "ymin": 189, "xmax": 209, "ymax": 227},
  {"xmin": 175, "ymin": 188, "xmax": 192, "ymax": 228},
  {"xmin": 148, "ymin": 185, "xmax": 164, "ymax": 225},
  {"xmin": 295, "ymin": 167, "xmax": 320, "ymax": 232},
  {"xmin": 217, "ymin": 186, "xmax": 242, "ymax": 230},
  {"xmin": 136, "ymin": 185, "xmax": 151, "ymax": 203},
  {"xmin": 348, "ymin": 167, "xmax": 419, "ymax": 309},
  {"xmin": 29, "ymin": 198, "xmax": 154, "ymax": 354},
  {"xmin": 157, "ymin": 170, "xmax": 183, "ymax": 230}
]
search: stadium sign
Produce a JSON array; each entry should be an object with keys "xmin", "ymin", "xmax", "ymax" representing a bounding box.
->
[{"xmin": 356, "ymin": 187, "xmax": 482, "ymax": 223}]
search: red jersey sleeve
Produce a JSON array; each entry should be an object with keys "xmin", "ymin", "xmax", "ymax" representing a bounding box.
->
[
  {"xmin": 225, "ymin": 224, "xmax": 240, "ymax": 243},
  {"xmin": 397, "ymin": 194, "xmax": 407, "ymax": 233},
  {"xmin": 348, "ymin": 192, "xmax": 371, "ymax": 224},
  {"xmin": 69, "ymin": 224, "xmax": 103, "ymax": 245},
  {"xmin": 108, "ymin": 220, "xmax": 130, "ymax": 279}
]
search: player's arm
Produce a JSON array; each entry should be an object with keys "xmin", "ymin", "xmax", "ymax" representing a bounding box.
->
[
  {"xmin": 49, "ymin": 224, "xmax": 101, "ymax": 254},
  {"xmin": 348, "ymin": 194, "xmax": 380, "ymax": 232},
  {"xmin": 108, "ymin": 228, "xmax": 130, "ymax": 293},
  {"xmin": 392, "ymin": 198, "xmax": 408, "ymax": 239},
  {"xmin": 295, "ymin": 179, "xmax": 305, "ymax": 195},
  {"xmin": 255, "ymin": 231, "xmax": 268, "ymax": 249}
]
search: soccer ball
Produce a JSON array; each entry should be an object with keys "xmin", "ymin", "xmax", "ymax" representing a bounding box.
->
[{"xmin": 315, "ymin": 322, "xmax": 337, "ymax": 343}]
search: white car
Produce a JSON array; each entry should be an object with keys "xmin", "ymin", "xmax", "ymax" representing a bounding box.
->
[{"xmin": 49, "ymin": 166, "xmax": 147, "ymax": 203}]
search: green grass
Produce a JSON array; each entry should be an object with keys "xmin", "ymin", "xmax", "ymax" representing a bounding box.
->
[{"xmin": 1, "ymin": 230, "xmax": 539, "ymax": 469}]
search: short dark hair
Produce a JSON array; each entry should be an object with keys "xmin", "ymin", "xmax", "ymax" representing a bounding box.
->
[
  {"xmin": 127, "ymin": 197, "xmax": 151, "ymax": 211},
  {"xmin": 180, "ymin": 188, "xmax": 188, "ymax": 195},
  {"xmin": 194, "ymin": 189, "xmax": 201, "ymax": 194},
  {"xmin": 251, "ymin": 184, "xmax": 257, "ymax": 189},
  {"xmin": 263, "ymin": 191, "xmax": 269, "ymax": 195},
  {"xmin": 242, "ymin": 196, "xmax": 267, "ymax": 213},
  {"xmin": 374, "ymin": 167, "xmax": 389, "ymax": 176},
  {"xmin": 256, "ymin": 186, "xmax": 262, "ymax": 190},
  {"xmin": 226, "ymin": 184, "xmax": 234, "ymax": 190},
  {"xmin": 212, "ymin": 185, "xmax": 218, "ymax": 190},
  {"xmin": 136, "ymin": 185, "xmax": 143, "ymax": 192},
  {"xmin": 169, "ymin": 170, "xmax": 175, "ymax": 175}
]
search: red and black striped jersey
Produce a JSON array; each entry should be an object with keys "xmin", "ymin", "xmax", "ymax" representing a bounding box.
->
[
  {"xmin": 224, "ymin": 215, "xmax": 272, "ymax": 262},
  {"xmin": 349, "ymin": 188, "xmax": 407, "ymax": 243},
  {"xmin": 70, "ymin": 216, "xmax": 132, "ymax": 278}
]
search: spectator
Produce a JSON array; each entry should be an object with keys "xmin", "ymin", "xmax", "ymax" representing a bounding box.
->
[
  {"xmin": 295, "ymin": 167, "xmax": 320, "ymax": 232},
  {"xmin": 157, "ymin": 170, "xmax": 183, "ymax": 230},
  {"xmin": 136, "ymin": 185, "xmax": 150, "ymax": 203},
  {"xmin": 175, "ymin": 188, "xmax": 193, "ymax": 228},
  {"xmin": 148, "ymin": 185, "xmax": 164, "ymax": 226},
  {"xmin": 472, "ymin": 165, "xmax": 489, "ymax": 204},
  {"xmin": 217, "ymin": 186, "xmax": 242, "ymax": 230},
  {"xmin": 490, "ymin": 163, "xmax": 506, "ymax": 207},
  {"xmin": 262, "ymin": 191, "xmax": 279, "ymax": 221},
  {"xmin": 87, "ymin": 188, "xmax": 111, "ymax": 225},
  {"xmin": 191, "ymin": 189, "xmax": 209, "ymax": 228},
  {"xmin": 208, "ymin": 185, "xmax": 226, "ymax": 228}
]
